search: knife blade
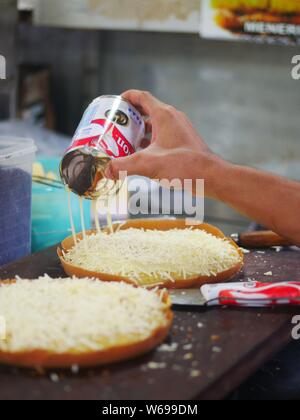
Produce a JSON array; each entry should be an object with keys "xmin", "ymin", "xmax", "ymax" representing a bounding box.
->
[{"xmin": 170, "ymin": 288, "xmax": 208, "ymax": 309}]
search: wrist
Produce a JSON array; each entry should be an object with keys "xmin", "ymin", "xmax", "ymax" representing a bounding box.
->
[{"xmin": 198, "ymin": 154, "xmax": 234, "ymax": 199}]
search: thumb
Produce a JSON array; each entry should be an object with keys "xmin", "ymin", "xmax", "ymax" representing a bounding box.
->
[{"xmin": 104, "ymin": 152, "xmax": 151, "ymax": 180}]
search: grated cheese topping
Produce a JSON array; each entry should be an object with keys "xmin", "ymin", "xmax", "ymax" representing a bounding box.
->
[
  {"xmin": 64, "ymin": 228, "xmax": 242, "ymax": 286},
  {"xmin": 0, "ymin": 276, "xmax": 170, "ymax": 353}
]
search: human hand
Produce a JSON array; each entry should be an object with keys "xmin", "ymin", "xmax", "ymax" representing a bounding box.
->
[{"xmin": 105, "ymin": 90, "xmax": 223, "ymax": 196}]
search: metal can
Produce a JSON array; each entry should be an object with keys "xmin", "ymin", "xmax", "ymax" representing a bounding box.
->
[{"xmin": 60, "ymin": 95, "xmax": 145, "ymax": 199}]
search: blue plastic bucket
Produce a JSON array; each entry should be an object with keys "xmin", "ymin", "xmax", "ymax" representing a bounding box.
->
[
  {"xmin": 0, "ymin": 137, "xmax": 37, "ymax": 266},
  {"xmin": 31, "ymin": 157, "xmax": 91, "ymax": 253}
]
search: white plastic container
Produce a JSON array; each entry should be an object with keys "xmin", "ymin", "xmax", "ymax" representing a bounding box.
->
[{"xmin": 0, "ymin": 137, "xmax": 37, "ymax": 266}]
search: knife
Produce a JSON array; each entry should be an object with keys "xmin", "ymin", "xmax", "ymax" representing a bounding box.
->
[{"xmin": 170, "ymin": 281, "xmax": 300, "ymax": 310}]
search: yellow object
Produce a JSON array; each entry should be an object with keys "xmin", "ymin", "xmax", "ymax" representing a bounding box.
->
[
  {"xmin": 33, "ymin": 163, "xmax": 58, "ymax": 181},
  {"xmin": 271, "ymin": 0, "xmax": 300, "ymax": 13},
  {"xmin": 46, "ymin": 171, "xmax": 58, "ymax": 181},
  {"xmin": 32, "ymin": 162, "xmax": 45, "ymax": 178},
  {"xmin": 211, "ymin": 0, "xmax": 300, "ymax": 13},
  {"xmin": 211, "ymin": 0, "xmax": 269, "ymax": 10}
]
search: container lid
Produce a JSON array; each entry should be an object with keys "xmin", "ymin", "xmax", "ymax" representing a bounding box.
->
[{"xmin": 0, "ymin": 137, "xmax": 37, "ymax": 160}]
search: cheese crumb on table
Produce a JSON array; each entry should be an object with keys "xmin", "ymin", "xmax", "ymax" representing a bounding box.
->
[{"xmin": 264, "ymin": 271, "xmax": 273, "ymax": 276}]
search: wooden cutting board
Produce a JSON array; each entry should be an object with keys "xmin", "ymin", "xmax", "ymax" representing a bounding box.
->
[{"xmin": 0, "ymin": 246, "xmax": 299, "ymax": 400}]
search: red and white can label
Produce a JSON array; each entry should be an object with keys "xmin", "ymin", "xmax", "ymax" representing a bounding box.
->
[{"xmin": 68, "ymin": 96, "xmax": 145, "ymax": 159}]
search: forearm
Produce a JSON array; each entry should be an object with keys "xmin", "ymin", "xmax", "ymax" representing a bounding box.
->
[
  {"xmin": 112, "ymin": 90, "xmax": 300, "ymax": 244},
  {"xmin": 205, "ymin": 158, "xmax": 300, "ymax": 245}
]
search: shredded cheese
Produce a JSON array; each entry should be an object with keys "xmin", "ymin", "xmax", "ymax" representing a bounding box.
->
[
  {"xmin": 0, "ymin": 276, "xmax": 170, "ymax": 354},
  {"xmin": 64, "ymin": 228, "xmax": 242, "ymax": 286}
]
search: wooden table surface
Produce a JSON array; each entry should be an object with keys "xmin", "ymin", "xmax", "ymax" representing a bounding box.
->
[{"xmin": 0, "ymin": 246, "xmax": 299, "ymax": 400}]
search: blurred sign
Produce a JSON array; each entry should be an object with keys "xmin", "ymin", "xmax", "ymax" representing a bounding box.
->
[
  {"xmin": 18, "ymin": 0, "xmax": 36, "ymax": 10},
  {"xmin": 34, "ymin": 0, "xmax": 200, "ymax": 33},
  {"xmin": 201, "ymin": 0, "xmax": 300, "ymax": 44}
]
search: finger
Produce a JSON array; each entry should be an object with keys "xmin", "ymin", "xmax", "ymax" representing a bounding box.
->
[
  {"xmin": 104, "ymin": 151, "xmax": 152, "ymax": 179},
  {"xmin": 122, "ymin": 90, "xmax": 166, "ymax": 117}
]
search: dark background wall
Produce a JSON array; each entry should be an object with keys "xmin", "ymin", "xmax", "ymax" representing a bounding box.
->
[
  {"xmin": 1, "ymin": 3, "xmax": 299, "ymax": 232},
  {"xmin": 0, "ymin": 0, "xmax": 18, "ymax": 119},
  {"xmin": 18, "ymin": 23, "xmax": 103, "ymax": 134}
]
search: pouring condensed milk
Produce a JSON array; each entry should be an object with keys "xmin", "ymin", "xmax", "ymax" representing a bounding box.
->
[{"xmin": 60, "ymin": 95, "xmax": 145, "ymax": 199}]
